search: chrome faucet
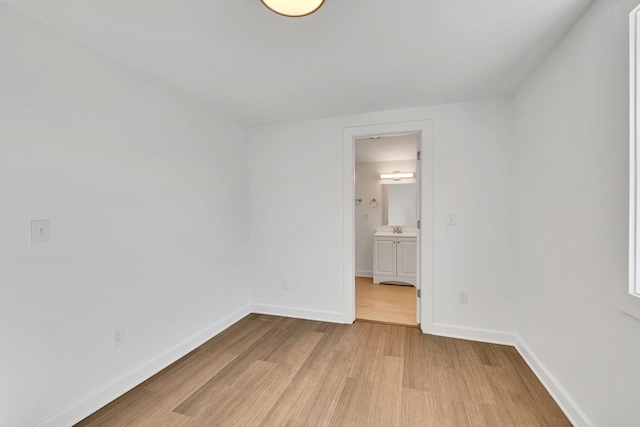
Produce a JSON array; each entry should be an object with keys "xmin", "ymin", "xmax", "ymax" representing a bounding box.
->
[{"xmin": 392, "ymin": 225, "xmax": 403, "ymax": 234}]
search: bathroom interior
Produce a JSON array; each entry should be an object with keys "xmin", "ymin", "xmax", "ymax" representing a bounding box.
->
[{"xmin": 354, "ymin": 133, "xmax": 420, "ymax": 327}]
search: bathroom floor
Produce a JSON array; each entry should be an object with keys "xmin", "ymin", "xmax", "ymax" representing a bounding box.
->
[{"xmin": 355, "ymin": 276, "xmax": 418, "ymax": 327}]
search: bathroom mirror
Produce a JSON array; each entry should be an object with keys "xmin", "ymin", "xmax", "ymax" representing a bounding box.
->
[{"xmin": 382, "ymin": 183, "xmax": 416, "ymax": 226}]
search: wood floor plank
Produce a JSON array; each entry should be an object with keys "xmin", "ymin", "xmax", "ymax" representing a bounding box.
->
[
  {"xmin": 193, "ymin": 331, "xmax": 324, "ymax": 426},
  {"xmin": 355, "ymin": 276, "xmax": 417, "ymax": 326},
  {"xmin": 505, "ymin": 349, "xmax": 569, "ymax": 419},
  {"xmin": 401, "ymin": 388, "xmax": 438, "ymax": 427},
  {"xmin": 116, "ymin": 352, "xmax": 238, "ymax": 427},
  {"xmin": 462, "ymin": 399, "xmax": 511, "ymax": 427},
  {"xmin": 75, "ymin": 315, "xmax": 571, "ymax": 427},
  {"xmin": 381, "ymin": 323, "xmax": 406, "ymax": 358},
  {"xmin": 184, "ymin": 359, "xmax": 278, "ymax": 422},
  {"xmin": 173, "ymin": 325, "xmax": 300, "ymax": 416},
  {"xmin": 131, "ymin": 410, "xmax": 195, "ymax": 427},
  {"xmin": 259, "ymin": 325, "xmax": 351, "ymax": 426},
  {"xmin": 260, "ymin": 350, "xmax": 341, "ymax": 426},
  {"xmin": 295, "ymin": 350, "xmax": 352, "ymax": 427},
  {"xmin": 369, "ymin": 354, "xmax": 404, "ymax": 426},
  {"xmin": 401, "ymin": 387, "xmax": 470, "ymax": 427},
  {"xmin": 142, "ymin": 351, "xmax": 237, "ymax": 396},
  {"xmin": 329, "ymin": 377, "xmax": 375, "ymax": 427},
  {"xmin": 197, "ymin": 313, "xmax": 281, "ymax": 355},
  {"xmin": 346, "ymin": 322, "xmax": 387, "ymax": 382},
  {"xmin": 75, "ymin": 386, "xmax": 161, "ymax": 427}
]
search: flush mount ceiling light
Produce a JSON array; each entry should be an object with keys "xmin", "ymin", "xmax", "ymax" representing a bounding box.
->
[{"xmin": 261, "ymin": 0, "xmax": 325, "ymax": 17}]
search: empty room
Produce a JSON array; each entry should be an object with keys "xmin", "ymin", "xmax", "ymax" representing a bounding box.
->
[{"xmin": 2, "ymin": 0, "xmax": 640, "ymax": 426}]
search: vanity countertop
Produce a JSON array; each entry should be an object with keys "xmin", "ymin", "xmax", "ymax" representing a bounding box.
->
[{"xmin": 374, "ymin": 231, "xmax": 417, "ymax": 238}]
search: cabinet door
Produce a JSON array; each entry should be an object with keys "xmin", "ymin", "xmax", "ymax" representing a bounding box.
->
[
  {"xmin": 373, "ymin": 237, "xmax": 396, "ymax": 276},
  {"xmin": 396, "ymin": 238, "xmax": 417, "ymax": 278}
]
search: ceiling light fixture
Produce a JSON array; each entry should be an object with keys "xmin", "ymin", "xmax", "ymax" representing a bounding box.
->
[
  {"xmin": 380, "ymin": 172, "xmax": 414, "ymax": 180},
  {"xmin": 260, "ymin": 0, "xmax": 325, "ymax": 17}
]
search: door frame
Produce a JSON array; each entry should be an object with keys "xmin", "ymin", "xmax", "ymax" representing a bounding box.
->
[{"xmin": 343, "ymin": 120, "xmax": 433, "ymax": 334}]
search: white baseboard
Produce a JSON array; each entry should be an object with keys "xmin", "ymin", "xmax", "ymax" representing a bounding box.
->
[
  {"xmin": 355, "ymin": 270, "xmax": 373, "ymax": 277},
  {"xmin": 251, "ymin": 304, "xmax": 347, "ymax": 324},
  {"xmin": 514, "ymin": 335, "xmax": 596, "ymax": 427},
  {"xmin": 35, "ymin": 304, "xmax": 252, "ymax": 427},
  {"xmin": 428, "ymin": 322, "xmax": 517, "ymax": 346},
  {"xmin": 34, "ymin": 308, "xmax": 594, "ymax": 427},
  {"xmin": 427, "ymin": 323, "xmax": 594, "ymax": 427}
]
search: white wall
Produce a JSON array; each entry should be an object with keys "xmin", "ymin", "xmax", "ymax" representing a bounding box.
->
[
  {"xmin": 513, "ymin": 0, "xmax": 640, "ymax": 425},
  {"xmin": 249, "ymin": 98, "xmax": 514, "ymax": 332},
  {"xmin": 9, "ymin": 0, "xmax": 635, "ymax": 424},
  {"xmin": 0, "ymin": 5, "xmax": 250, "ymax": 426},
  {"xmin": 354, "ymin": 159, "xmax": 416, "ymax": 276}
]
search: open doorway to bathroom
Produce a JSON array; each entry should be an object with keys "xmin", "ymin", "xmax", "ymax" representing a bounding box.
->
[{"xmin": 354, "ymin": 133, "xmax": 419, "ymax": 327}]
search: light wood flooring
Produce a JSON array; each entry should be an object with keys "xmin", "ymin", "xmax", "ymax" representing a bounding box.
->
[
  {"xmin": 76, "ymin": 314, "xmax": 571, "ymax": 426},
  {"xmin": 356, "ymin": 276, "xmax": 418, "ymax": 327}
]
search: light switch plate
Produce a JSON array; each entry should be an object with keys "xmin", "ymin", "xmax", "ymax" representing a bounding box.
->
[{"xmin": 31, "ymin": 220, "xmax": 51, "ymax": 243}]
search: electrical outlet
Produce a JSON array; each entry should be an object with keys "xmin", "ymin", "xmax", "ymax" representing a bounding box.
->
[
  {"xmin": 458, "ymin": 290, "xmax": 470, "ymax": 304},
  {"xmin": 31, "ymin": 219, "xmax": 51, "ymax": 243},
  {"xmin": 112, "ymin": 327, "xmax": 125, "ymax": 348},
  {"xmin": 447, "ymin": 213, "xmax": 457, "ymax": 226},
  {"xmin": 281, "ymin": 278, "xmax": 288, "ymax": 289}
]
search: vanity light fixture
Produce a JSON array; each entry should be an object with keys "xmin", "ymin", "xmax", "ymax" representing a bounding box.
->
[
  {"xmin": 260, "ymin": 0, "xmax": 325, "ymax": 17},
  {"xmin": 380, "ymin": 172, "xmax": 414, "ymax": 180}
]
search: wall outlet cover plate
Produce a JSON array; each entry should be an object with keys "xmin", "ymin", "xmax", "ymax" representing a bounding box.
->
[{"xmin": 31, "ymin": 220, "xmax": 51, "ymax": 243}]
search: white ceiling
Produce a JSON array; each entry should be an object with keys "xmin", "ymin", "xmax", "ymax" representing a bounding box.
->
[
  {"xmin": 2, "ymin": 0, "xmax": 594, "ymax": 125},
  {"xmin": 355, "ymin": 134, "xmax": 417, "ymax": 163}
]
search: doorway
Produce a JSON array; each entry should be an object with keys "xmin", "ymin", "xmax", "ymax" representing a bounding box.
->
[
  {"xmin": 354, "ymin": 134, "xmax": 419, "ymax": 326},
  {"xmin": 342, "ymin": 120, "xmax": 433, "ymax": 334}
]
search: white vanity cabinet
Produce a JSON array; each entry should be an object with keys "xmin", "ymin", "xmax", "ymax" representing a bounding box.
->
[{"xmin": 373, "ymin": 234, "xmax": 417, "ymax": 286}]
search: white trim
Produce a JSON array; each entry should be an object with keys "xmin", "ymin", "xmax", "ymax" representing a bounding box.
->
[
  {"xmin": 251, "ymin": 304, "xmax": 346, "ymax": 324},
  {"xmin": 37, "ymin": 306, "xmax": 595, "ymax": 427},
  {"xmin": 427, "ymin": 324, "xmax": 595, "ymax": 427},
  {"xmin": 343, "ymin": 129, "xmax": 355, "ymax": 323},
  {"xmin": 34, "ymin": 305, "xmax": 252, "ymax": 427},
  {"xmin": 343, "ymin": 120, "xmax": 434, "ymax": 331},
  {"xmin": 419, "ymin": 126, "xmax": 433, "ymax": 333},
  {"xmin": 415, "ymin": 136, "xmax": 422, "ymax": 324},
  {"xmin": 355, "ymin": 270, "xmax": 373, "ymax": 277},
  {"xmin": 631, "ymin": 4, "xmax": 638, "ymax": 297},
  {"xmin": 616, "ymin": 1, "xmax": 640, "ymax": 319},
  {"xmin": 430, "ymin": 323, "xmax": 517, "ymax": 346},
  {"xmin": 514, "ymin": 335, "xmax": 597, "ymax": 427},
  {"xmin": 631, "ymin": 4, "xmax": 640, "ymax": 299}
]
